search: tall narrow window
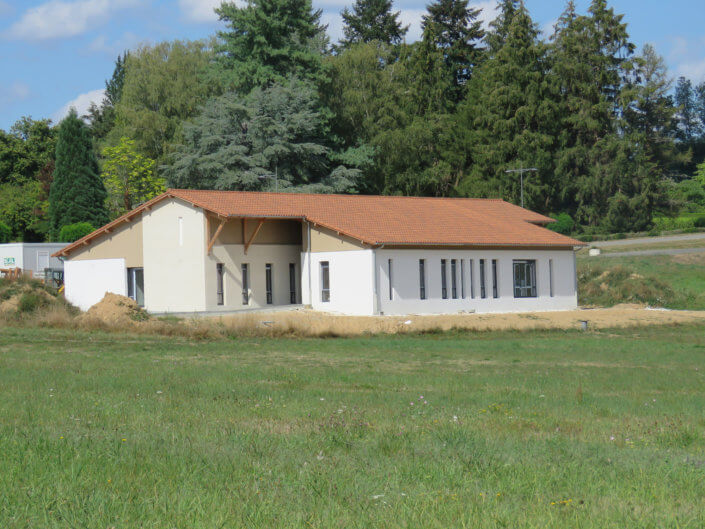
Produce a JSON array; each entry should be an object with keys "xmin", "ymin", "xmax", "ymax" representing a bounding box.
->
[
  {"xmin": 441, "ymin": 259, "xmax": 448, "ymax": 299},
  {"xmin": 419, "ymin": 259, "xmax": 426, "ymax": 300},
  {"xmin": 127, "ymin": 268, "xmax": 145, "ymax": 307},
  {"xmin": 289, "ymin": 263, "xmax": 297, "ymax": 304},
  {"xmin": 216, "ymin": 263, "xmax": 224, "ymax": 306},
  {"xmin": 320, "ymin": 261, "xmax": 330, "ymax": 302},
  {"xmin": 451, "ymin": 259, "xmax": 458, "ymax": 299},
  {"xmin": 265, "ymin": 264, "xmax": 273, "ymax": 304},
  {"xmin": 549, "ymin": 259, "xmax": 554, "ymax": 297},
  {"xmin": 479, "ymin": 259, "xmax": 486, "ymax": 299},
  {"xmin": 241, "ymin": 263, "xmax": 249, "ymax": 305},
  {"xmin": 388, "ymin": 259, "xmax": 393, "ymax": 300},
  {"xmin": 492, "ymin": 259, "xmax": 499, "ymax": 299},
  {"xmin": 513, "ymin": 260, "xmax": 537, "ymax": 298},
  {"xmin": 178, "ymin": 217, "xmax": 183, "ymax": 246},
  {"xmin": 469, "ymin": 259, "xmax": 475, "ymax": 299},
  {"xmin": 460, "ymin": 260, "xmax": 466, "ymax": 298}
]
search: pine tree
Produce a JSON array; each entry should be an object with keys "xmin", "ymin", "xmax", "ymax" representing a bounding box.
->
[
  {"xmin": 49, "ymin": 109, "xmax": 108, "ymax": 237},
  {"xmin": 420, "ymin": 0, "xmax": 485, "ymax": 105},
  {"xmin": 484, "ymin": 0, "xmax": 520, "ymax": 54},
  {"xmin": 213, "ymin": 0, "xmax": 327, "ymax": 94},
  {"xmin": 456, "ymin": 2, "xmax": 556, "ymax": 209},
  {"xmin": 86, "ymin": 52, "xmax": 129, "ymax": 142},
  {"xmin": 339, "ymin": 0, "xmax": 408, "ymax": 48},
  {"xmin": 674, "ymin": 77, "xmax": 701, "ymax": 143}
]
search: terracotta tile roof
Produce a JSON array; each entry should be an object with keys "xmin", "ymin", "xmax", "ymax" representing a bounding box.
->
[{"xmin": 55, "ymin": 189, "xmax": 583, "ymax": 257}]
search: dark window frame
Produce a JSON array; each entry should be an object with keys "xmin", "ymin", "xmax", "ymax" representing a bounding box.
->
[
  {"xmin": 492, "ymin": 259, "xmax": 499, "ymax": 299},
  {"xmin": 479, "ymin": 259, "xmax": 486, "ymax": 299},
  {"xmin": 321, "ymin": 261, "xmax": 330, "ymax": 302},
  {"xmin": 289, "ymin": 263, "xmax": 297, "ymax": 304},
  {"xmin": 216, "ymin": 263, "xmax": 224, "ymax": 306},
  {"xmin": 241, "ymin": 263, "xmax": 249, "ymax": 305},
  {"xmin": 441, "ymin": 259, "xmax": 448, "ymax": 299},
  {"xmin": 388, "ymin": 258, "xmax": 393, "ymax": 300},
  {"xmin": 513, "ymin": 259, "xmax": 538, "ymax": 298},
  {"xmin": 419, "ymin": 259, "xmax": 426, "ymax": 300},
  {"xmin": 265, "ymin": 263, "xmax": 273, "ymax": 305},
  {"xmin": 469, "ymin": 259, "xmax": 475, "ymax": 299},
  {"xmin": 451, "ymin": 259, "xmax": 458, "ymax": 299}
]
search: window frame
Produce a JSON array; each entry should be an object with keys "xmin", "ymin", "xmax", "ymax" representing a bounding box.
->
[
  {"xmin": 388, "ymin": 258, "xmax": 393, "ymax": 300},
  {"xmin": 492, "ymin": 259, "xmax": 499, "ymax": 299},
  {"xmin": 441, "ymin": 259, "xmax": 448, "ymax": 299},
  {"xmin": 479, "ymin": 259, "xmax": 486, "ymax": 299},
  {"xmin": 513, "ymin": 259, "xmax": 538, "ymax": 298},
  {"xmin": 289, "ymin": 263, "xmax": 297, "ymax": 304},
  {"xmin": 419, "ymin": 259, "xmax": 426, "ymax": 300},
  {"xmin": 469, "ymin": 259, "xmax": 475, "ymax": 299},
  {"xmin": 216, "ymin": 263, "xmax": 225, "ymax": 306},
  {"xmin": 241, "ymin": 263, "xmax": 250, "ymax": 305},
  {"xmin": 265, "ymin": 263, "xmax": 273, "ymax": 305},
  {"xmin": 451, "ymin": 259, "xmax": 458, "ymax": 299},
  {"xmin": 320, "ymin": 261, "xmax": 330, "ymax": 303}
]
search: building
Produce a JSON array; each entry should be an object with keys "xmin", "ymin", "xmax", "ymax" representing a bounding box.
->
[
  {"xmin": 54, "ymin": 189, "xmax": 584, "ymax": 314},
  {"xmin": 1, "ymin": 243, "xmax": 67, "ymax": 279}
]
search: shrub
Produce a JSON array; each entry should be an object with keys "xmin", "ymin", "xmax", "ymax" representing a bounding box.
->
[
  {"xmin": 0, "ymin": 220, "xmax": 11, "ymax": 243},
  {"xmin": 694, "ymin": 216, "xmax": 705, "ymax": 228},
  {"xmin": 652, "ymin": 216, "xmax": 696, "ymax": 232},
  {"xmin": 18, "ymin": 292, "xmax": 46, "ymax": 313},
  {"xmin": 578, "ymin": 264, "xmax": 679, "ymax": 308},
  {"xmin": 59, "ymin": 222, "xmax": 95, "ymax": 242},
  {"xmin": 548, "ymin": 213, "xmax": 575, "ymax": 235}
]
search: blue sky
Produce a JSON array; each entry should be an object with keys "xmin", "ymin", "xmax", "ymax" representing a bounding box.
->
[{"xmin": 1, "ymin": 0, "xmax": 704, "ymax": 131}]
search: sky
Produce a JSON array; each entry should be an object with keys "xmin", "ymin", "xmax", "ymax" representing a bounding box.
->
[{"xmin": 0, "ymin": 0, "xmax": 704, "ymax": 131}]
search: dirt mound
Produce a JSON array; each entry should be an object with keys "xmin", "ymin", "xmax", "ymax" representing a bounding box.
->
[
  {"xmin": 80, "ymin": 293, "xmax": 150, "ymax": 325},
  {"xmin": 0, "ymin": 281, "xmax": 61, "ymax": 315}
]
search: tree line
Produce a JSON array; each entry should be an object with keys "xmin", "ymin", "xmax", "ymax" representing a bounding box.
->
[{"xmin": 2, "ymin": 0, "xmax": 705, "ymax": 243}]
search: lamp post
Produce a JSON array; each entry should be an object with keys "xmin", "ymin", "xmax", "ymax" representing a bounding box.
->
[
  {"xmin": 258, "ymin": 165, "xmax": 279, "ymax": 192},
  {"xmin": 504, "ymin": 166, "xmax": 537, "ymax": 208}
]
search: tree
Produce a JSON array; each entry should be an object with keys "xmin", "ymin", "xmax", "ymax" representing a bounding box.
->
[
  {"xmin": 420, "ymin": 0, "xmax": 485, "ymax": 105},
  {"xmin": 59, "ymin": 222, "xmax": 95, "ymax": 243},
  {"xmin": 0, "ymin": 220, "xmax": 10, "ymax": 243},
  {"xmin": 0, "ymin": 182, "xmax": 44, "ymax": 241},
  {"xmin": 49, "ymin": 109, "xmax": 108, "ymax": 238},
  {"xmin": 339, "ymin": 0, "xmax": 408, "ymax": 48},
  {"xmin": 86, "ymin": 51, "xmax": 129, "ymax": 142},
  {"xmin": 165, "ymin": 79, "xmax": 360, "ymax": 193},
  {"xmin": 111, "ymin": 41, "xmax": 218, "ymax": 163},
  {"xmin": 212, "ymin": 0, "xmax": 327, "ymax": 94},
  {"xmin": 0, "ymin": 117, "xmax": 56, "ymax": 186},
  {"xmin": 674, "ymin": 77, "xmax": 700, "ymax": 143},
  {"xmin": 102, "ymin": 137, "xmax": 164, "ymax": 216},
  {"xmin": 485, "ymin": 0, "xmax": 520, "ymax": 53},
  {"xmin": 456, "ymin": 2, "xmax": 556, "ymax": 209}
]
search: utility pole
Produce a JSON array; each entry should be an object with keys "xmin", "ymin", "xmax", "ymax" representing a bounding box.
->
[
  {"xmin": 259, "ymin": 165, "xmax": 279, "ymax": 192},
  {"xmin": 504, "ymin": 165, "xmax": 537, "ymax": 208}
]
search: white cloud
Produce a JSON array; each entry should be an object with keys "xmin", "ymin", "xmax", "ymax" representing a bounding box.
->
[
  {"xmin": 399, "ymin": 9, "xmax": 425, "ymax": 43},
  {"xmin": 0, "ymin": 82, "xmax": 31, "ymax": 109},
  {"xmin": 53, "ymin": 88, "xmax": 105, "ymax": 123},
  {"xmin": 6, "ymin": 0, "xmax": 137, "ymax": 41},
  {"xmin": 0, "ymin": 0, "xmax": 13, "ymax": 16},
  {"xmin": 540, "ymin": 18, "xmax": 558, "ymax": 39},
  {"xmin": 179, "ymin": 0, "xmax": 226, "ymax": 23},
  {"xmin": 469, "ymin": 1, "xmax": 499, "ymax": 30},
  {"xmin": 676, "ymin": 59, "xmax": 705, "ymax": 83},
  {"xmin": 668, "ymin": 35, "xmax": 705, "ymax": 82}
]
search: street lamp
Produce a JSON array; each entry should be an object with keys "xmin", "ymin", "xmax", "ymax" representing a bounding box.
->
[
  {"xmin": 258, "ymin": 166, "xmax": 279, "ymax": 192},
  {"xmin": 504, "ymin": 166, "xmax": 537, "ymax": 208}
]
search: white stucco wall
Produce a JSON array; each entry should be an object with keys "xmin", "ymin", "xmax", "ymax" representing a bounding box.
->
[
  {"xmin": 64, "ymin": 258, "xmax": 127, "ymax": 311},
  {"xmin": 142, "ymin": 199, "xmax": 207, "ymax": 313},
  {"xmin": 375, "ymin": 248, "xmax": 577, "ymax": 315},
  {"xmin": 302, "ymin": 249, "xmax": 376, "ymax": 315}
]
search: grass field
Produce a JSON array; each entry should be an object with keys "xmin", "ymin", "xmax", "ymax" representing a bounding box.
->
[{"xmin": 2, "ymin": 325, "xmax": 705, "ymax": 528}]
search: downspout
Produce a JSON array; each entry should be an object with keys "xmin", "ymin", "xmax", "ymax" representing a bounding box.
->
[
  {"xmin": 307, "ymin": 220, "xmax": 312, "ymax": 307},
  {"xmin": 373, "ymin": 243, "xmax": 385, "ymax": 315}
]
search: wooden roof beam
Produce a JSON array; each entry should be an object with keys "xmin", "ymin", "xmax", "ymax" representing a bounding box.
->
[
  {"xmin": 207, "ymin": 218, "xmax": 227, "ymax": 255},
  {"xmin": 244, "ymin": 219, "xmax": 265, "ymax": 255}
]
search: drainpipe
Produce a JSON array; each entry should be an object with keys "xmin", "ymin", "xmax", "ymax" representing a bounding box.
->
[{"xmin": 307, "ymin": 221, "xmax": 312, "ymax": 307}]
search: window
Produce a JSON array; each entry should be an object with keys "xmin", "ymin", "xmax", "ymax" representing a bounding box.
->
[
  {"xmin": 388, "ymin": 259, "xmax": 393, "ymax": 300},
  {"xmin": 178, "ymin": 217, "xmax": 183, "ymax": 246},
  {"xmin": 479, "ymin": 259, "xmax": 486, "ymax": 299},
  {"xmin": 127, "ymin": 268, "xmax": 144, "ymax": 307},
  {"xmin": 460, "ymin": 260, "xmax": 466, "ymax": 299},
  {"xmin": 514, "ymin": 260, "xmax": 537, "ymax": 298},
  {"xmin": 289, "ymin": 263, "xmax": 297, "ymax": 304},
  {"xmin": 450, "ymin": 259, "xmax": 458, "ymax": 299},
  {"xmin": 469, "ymin": 259, "xmax": 475, "ymax": 299},
  {"xmin": 241, "ymin": 264, "xmax": 249, "ymax": 305},
  {"xmin": 441, "ymin": 259, "xmax": 448, "ymax": 299},
  {"xmin": 419, "ymin": 259, "xmax": 426, "ymax": 300},
  {"xmin": 320, "ymin": 261, "xmax": 330, "ymax": 302},
  {"xmin": 265, "ymin": 264, "xmax": 273, "ymax": 305},
  {"xmin": 549, "ymin": 259, "xmax": 554, "ymax": 297},
  {"xmin": 216, "ymin": 263, "xmax": 224, "ymax": 306},
  {"xmin": 492, "ymin": 259, "xmax": 499, "ymax": 299}
]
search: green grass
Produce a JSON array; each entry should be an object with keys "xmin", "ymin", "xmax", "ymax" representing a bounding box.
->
[
  {"xmin": 2, "ymin": 325, "xmax": 705, "ymax": 528},
  {"xmin": 578, "ymin": 253, "xmax": 705, "ymax": 310}
]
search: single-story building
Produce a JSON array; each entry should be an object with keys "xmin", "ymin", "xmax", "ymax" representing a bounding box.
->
[
  {"xmin": 54, "ymin": 189, "xmax": 584, "ymax": 315},
  {"xmin": 1, "ymin": 242, "xmax": 67, "ymax": 279}
]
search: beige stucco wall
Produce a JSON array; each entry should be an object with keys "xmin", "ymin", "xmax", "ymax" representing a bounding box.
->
[
  {"xmin": 206, "ymin": 244, "xmax": 302, "ymax": 310},
  {"xmin": 303, "ymin": 223, "xmax": 367, "ymax": 253},
  {"xmin": 142, "ymin": 199, "xmax": 207, "ymax": 312},
  {"xmin": 70, "ymin": 218, "xmax": 143, "ymax": 267}
]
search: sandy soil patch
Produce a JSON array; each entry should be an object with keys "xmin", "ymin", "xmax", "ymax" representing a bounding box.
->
[{"xmin": 214, "ymin": 305, "xmax": 705, "ymax": 334}]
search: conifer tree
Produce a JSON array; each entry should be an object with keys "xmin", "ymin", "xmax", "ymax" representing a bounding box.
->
[
  {"xmin": 339, "ymin": 0, "xmax": 408, "ymax": 48},
  {"xmin": 456, "ymin": 2, "xmax": 556, "ymax": 209},
  {"xmin": 213, "ymin": 0, "xmax": 327, "ymax": 94},
  {"xmin": 49, "ymin": 109, "xmax": 108, "ymax": 238},
  {"xmin": 484, "ymin": 0, "xmax": 520, "ymax": 54},
  {"xmin": 420, "ymin": 0, "xmax": 485, "ymax": 105}
]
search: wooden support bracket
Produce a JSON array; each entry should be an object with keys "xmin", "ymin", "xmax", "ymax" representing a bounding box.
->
[
  {"xmin": 244, "ymin": 219, "xmax": 265, "ymax": 255},
  {"xmin": 207, "ymin": 218, "xmax": 227, "ymax": 255}
]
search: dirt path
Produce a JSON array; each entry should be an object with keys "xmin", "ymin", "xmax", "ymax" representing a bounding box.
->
[
  {"xmin": 590, "ymin": 233, "xmax": 705, "ymax": 248},
  {"xmin": 216, "ymin": 305, "xmax": 705, "ymax": 334},
  {"xmin": 595, "ymin": 248, "xmax": 705, "ymax": 258}
]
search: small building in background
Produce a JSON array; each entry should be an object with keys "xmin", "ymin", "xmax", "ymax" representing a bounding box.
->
[
  {"xmin": 54, "ymin": 190, "xmax": 585, "ymax": 315},
  {"xmin": 0, "ymin": 242, "xmax": 67, "ymax": 280}
]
